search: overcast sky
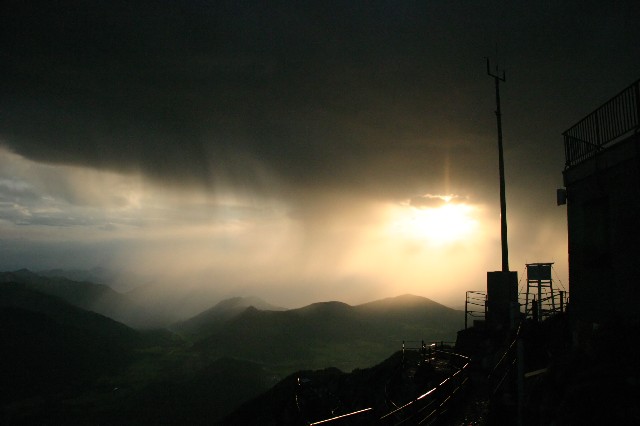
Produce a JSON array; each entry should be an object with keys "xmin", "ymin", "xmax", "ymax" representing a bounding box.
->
[{"xmin": 1, "ymin": 1, "xmax": 638, "ymax": 307}]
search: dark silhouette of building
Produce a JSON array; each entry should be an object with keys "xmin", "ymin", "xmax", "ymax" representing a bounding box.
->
[{"xmin": 560, "ymin": 78, "xmax": 640, "ymax": 348}]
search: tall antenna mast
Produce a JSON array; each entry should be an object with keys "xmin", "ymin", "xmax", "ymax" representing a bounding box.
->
[{"xmin": 486, "ymin": 57, "xmax": 509, "ymax": 273}]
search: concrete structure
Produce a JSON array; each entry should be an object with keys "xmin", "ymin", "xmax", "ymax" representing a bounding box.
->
[
  {"xmin": 486, "ymin": 271, "xmax": 518, "ymax": 331},
  {"xmin": 561, "ymin": 79, "xmax": 640, "ymax": 342}
]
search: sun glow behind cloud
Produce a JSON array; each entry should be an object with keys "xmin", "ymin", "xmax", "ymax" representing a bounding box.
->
[
  {"xmin": 333, "ymin": 195, "xmax": 495, "ymax": 305},
  {"xmin": 389, "ymin": 198, "xmax": 480, "ymax": 246},
  {"xmin": 0, "ymin": 145, "xmax": 569, "ymax": 309}
]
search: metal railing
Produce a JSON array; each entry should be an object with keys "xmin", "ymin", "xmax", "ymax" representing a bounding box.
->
[
  {"xmin": 519, "ymin": 290, "xmax": 568, "ymax": 321},
  {"xmin": 378, "ymin": 348, "xmax": 470, "ymax": 425},
  {"xmin": 563, "ymin": 78, "xmax": 640, "ymax": 168},
  {"xmin": 465, "ymin": 291, "xmax": 487, "ymax": 329},
  {"xmin": 487, "ymin": 322, "xmax": 523, "ymax": 397},
  {"xmin": 298, "ymin": 343, "xmax": 470, "ymax": 425},
  {"xmin": 308, "ymin": 408, "xmax": 374, "ymax": 425}
]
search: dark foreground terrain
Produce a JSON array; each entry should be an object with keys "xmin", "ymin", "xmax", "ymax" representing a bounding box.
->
[{"xmin": 0, "ymin": 273, "xmax": 462, "ymax": 425}]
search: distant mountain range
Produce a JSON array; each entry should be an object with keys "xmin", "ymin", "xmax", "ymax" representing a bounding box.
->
[
  {"xmin": 39, "ymin": 266, "xmax": 123, "ymax": 287},
  {"xmin": 188, "ymin": 294, "xmax": 462, "ymax": 373},
  {"xmin": 0, "ymin": 281, "xmax": 275, "ymax": 425},
  {"xmin": 0, "ymin": 282, "xmax": 139, "ymax": 406},
  {"xmin": 176, "ymin": 295, "xmax": 286, "ymax": 334},
  {"xmin": 0, "ymin": 268, "xmax": 465, "ymax": 424},
  {"xmin": 0, "ymin": 269, "xmax": 236, "ymax": 328},
  {"xmin": 0, "ymin": 269, "xmax": 167, "ymax": 328}
]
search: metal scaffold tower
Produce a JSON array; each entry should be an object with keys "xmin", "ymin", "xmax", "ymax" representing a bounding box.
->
[{"xmin": 525, "ymin": 263, "xmax": 565, "ymax": 320}]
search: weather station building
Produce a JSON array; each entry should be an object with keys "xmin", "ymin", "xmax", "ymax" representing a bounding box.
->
[{"xmin": 560, "ymin": 78, "xmax": 640, "ymax": 346}]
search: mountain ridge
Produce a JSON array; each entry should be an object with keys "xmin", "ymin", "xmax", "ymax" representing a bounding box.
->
[
  {"xmin": 1, "ymin": 272, "xmax": 466, "ymax": 424},
  {"xmin": 0, "ymin": 269, "xmax": 202, "ymax": 328},
  {"xmin": 190, "ymin": 293, "xmax": 463, "ymax": 372},
  {"xmin": 175, "ymin": 295, "xmax": 286, "ymax": 335},
  {"xmin": 0, "ymin": 282, "xmax": 140, "ymax": 405}
]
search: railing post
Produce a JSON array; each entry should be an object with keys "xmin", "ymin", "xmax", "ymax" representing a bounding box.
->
[
  {"xmin": 465, "ymin": 292, "xmax": 468, "ymax": 329},
  {"xmin": 484, "ymin": 294, "xmax": 488, "ymax": 327},
  {"xmin": 402, "ymin": 340, "xmax": 405, "ymax": 366},
  {"xmin": 517, "ymin": 338, "xmax": 525, "ymax": 426},
  {"xmin": 634, "ymin": 80, "xmax": 640, "ymax": 128}
]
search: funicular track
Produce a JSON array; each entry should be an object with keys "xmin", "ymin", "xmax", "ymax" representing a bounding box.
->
[{"xmin": 296, "ymin": 343, "xmax": 471, "ymax": 426}]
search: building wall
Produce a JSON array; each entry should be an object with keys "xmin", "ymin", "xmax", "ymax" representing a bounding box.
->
[{"xmin": 563, "ymin": 133, "xmax": 640, "ymax": 326}]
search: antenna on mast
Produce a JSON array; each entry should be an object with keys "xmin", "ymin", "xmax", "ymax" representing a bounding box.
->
[
  {"xmin": 486, "ymin": 56, "xmax": 509, "ymax": 273},
  {"xmin": 486, "ymin": 57, "xmax": 505, "ymax": 82}
]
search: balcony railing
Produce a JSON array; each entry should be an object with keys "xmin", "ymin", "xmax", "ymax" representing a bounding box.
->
[{"xmin": 563, "ymin": 78, "xmax": 640, "ymax": 168}]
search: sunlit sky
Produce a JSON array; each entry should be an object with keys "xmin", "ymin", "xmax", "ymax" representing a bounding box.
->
[{"xmin": 1, "ymin": 1, "xmax": 639, "ymax": 308}]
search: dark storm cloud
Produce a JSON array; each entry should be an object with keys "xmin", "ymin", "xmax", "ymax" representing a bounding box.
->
[{"xmin": 2, "ymin": 1, "xmax": 639, "ymax": 201}]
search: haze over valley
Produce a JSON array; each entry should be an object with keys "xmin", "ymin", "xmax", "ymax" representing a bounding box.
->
[{"xmin": 1, "ymin": 269, "xmax": 462, "ymax": 424}]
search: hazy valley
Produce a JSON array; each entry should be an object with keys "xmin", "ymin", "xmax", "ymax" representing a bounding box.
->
[{"xmin": 1, "ymin": 269, "xmax": 463, "ymax": 425}]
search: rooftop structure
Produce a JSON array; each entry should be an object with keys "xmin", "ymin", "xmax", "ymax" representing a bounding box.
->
[{"xmin": 561, "ymin": 78, "xmax": 640, "ymax": 344}]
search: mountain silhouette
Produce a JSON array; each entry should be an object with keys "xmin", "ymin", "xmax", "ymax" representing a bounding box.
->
[
  {"xmin": 0, "ymin": 282, "xmax": 139, "ymax": 406},
  {"xmin": 189, "ymin": 294, "xmax": 462, "ymax": 373},
  {"xmin": 0, "ymin": 269, "xmax": 169, "ymax": 328},
  {"xmin": 1, "ymin": 275, "xmax": 465, "ymax": 424},
  {"xmin": 176, "ymin": 296, "xmax": 285, "ymax": 335}
]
